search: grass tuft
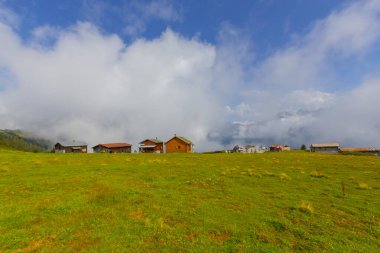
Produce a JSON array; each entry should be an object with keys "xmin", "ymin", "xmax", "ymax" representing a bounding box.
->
[
  {"xmin": 310, "ymin": 170, "xmax": 328, "ymax": 178},
  {"xmin": 357, "ymin": 182, "xmax": 371, "ymax": 190},
  {"xmin": 279, "ymin": 172, "xmax": 291, "ymax": 181},
  {"xmin": 298, "ymin": 201, "xmax": 314, "ymax": 214},
  {"xmin": 263, "ymin": 171, "xmax": 276, "ymax": 177}
]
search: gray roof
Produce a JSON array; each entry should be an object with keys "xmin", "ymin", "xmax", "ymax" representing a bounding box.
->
[
  {"xmin": 56, "ymin": 141, "xmax": 87, "ymax": 147},
  {"xmin": 139, "ymin": 138, "xmax": 163, "ymax": 144},
  {"xmin": 311, "ymin": 143, "xmax": 339, "ymax": 148}
]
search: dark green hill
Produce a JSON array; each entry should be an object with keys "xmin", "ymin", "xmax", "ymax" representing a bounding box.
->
[{"xmin": 0, "ymin": 129, "xmax": 52, "ymax": 152}]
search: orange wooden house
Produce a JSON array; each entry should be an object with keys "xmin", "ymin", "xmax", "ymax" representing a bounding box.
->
[
  {"xmin": 165, "ymin": 134, "xmax": 193, "ymax": 153},
  {"xmin": 138, "ymin": 138, "xmax": 164, "ymax": 153}
]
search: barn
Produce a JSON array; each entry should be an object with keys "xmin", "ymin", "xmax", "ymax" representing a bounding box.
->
[
  {"xmin": 138, "ymin": 138, "xmax": 164, "ymax": 153},
  {"xmin": 54, "ymin": 141, "xmax": 87, "ymax": 153},
  {"xmin": 310, "ymin": 143, "xmax": 340, "ymax": 154},
  {"xmin": 92, "ymin": 143, "xmax": 132, "ymax": 153},
  {"xmin": 165, "ymin": 134, "xmax": 193, "ymax": 153}
]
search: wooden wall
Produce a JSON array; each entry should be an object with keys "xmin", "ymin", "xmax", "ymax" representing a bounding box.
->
[
  {"xmin": 93, "ymin": 146, "xmax": 131, "ymax": 153},
  {"xmin": 166, "ymin": 138, "xmax": 191, "ymax": 153},
  {"xmin": 140, "ymin": 140, "xmax": 163, "ymax": 153},
  {"xmin": 311, "ymin": 147, "xmax": 339, "ymax": 154},
  {"xmin": 54, "ymin": 144, "xmax": 87, "ymax": 153}
]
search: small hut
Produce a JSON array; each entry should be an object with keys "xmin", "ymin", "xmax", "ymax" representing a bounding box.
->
[
  {"xmin": 165, "ymin": 134, "xmax": 193, "ymax": 153},
  {"xmin": 92, "ymin": 143, "xmax": 132, "ymax": 153},
  {"xmin": 138, "ymin": 138, "xmax": 164, "ymax": 153},
  {"xmin": 54, "ymin": 141, "xmax": 87, "ymax": 153}
]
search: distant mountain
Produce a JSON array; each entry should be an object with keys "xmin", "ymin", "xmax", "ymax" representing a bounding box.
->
[{"xmin": 0, "ymin": 129, "xmax": 53, "ymax": 152}]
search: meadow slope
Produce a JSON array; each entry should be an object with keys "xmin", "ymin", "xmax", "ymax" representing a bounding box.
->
[{"xmin": 0, "ymin": 151, "xmax": 379, "ymax": 252}]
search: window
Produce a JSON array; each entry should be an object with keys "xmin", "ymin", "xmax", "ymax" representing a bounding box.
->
[{"xmin": 178, "ymin": 145, "xmax": 181, "ymax": 149}]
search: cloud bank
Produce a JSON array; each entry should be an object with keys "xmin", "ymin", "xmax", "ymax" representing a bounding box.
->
[
  {"xmin": 1, "ymin": 0, "xmax": 380, "ymax": 151},
  {"xmin": 0, "ymin": 20, "xmax": 228, "ymax": 150},
  {"xmin": 210, "ymin": 0, "xmax": 380, "ymax": 148}
]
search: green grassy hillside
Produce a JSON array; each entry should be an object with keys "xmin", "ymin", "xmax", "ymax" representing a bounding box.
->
[
  {"xmin": 0, "ymin": 151, "xmax": 379, "ymax": 252},
  {"xmin": 0, "ymin": 129, "xmax": 52, "ymax": 152}
]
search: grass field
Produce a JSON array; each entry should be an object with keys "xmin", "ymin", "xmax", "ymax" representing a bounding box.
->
[{"xmin": 0, "ymin": 150, "xmax": 379, "ymax": 252}]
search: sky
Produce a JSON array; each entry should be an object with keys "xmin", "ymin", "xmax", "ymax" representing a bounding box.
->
[{"xmin": 1, "ymin": 0, "xmax": 380, "ymax": 151}]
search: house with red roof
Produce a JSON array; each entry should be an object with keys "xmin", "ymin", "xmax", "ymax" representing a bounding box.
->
[{"xmin": 92, "ymin": 143, "xmax": 132, "ymax": 153}]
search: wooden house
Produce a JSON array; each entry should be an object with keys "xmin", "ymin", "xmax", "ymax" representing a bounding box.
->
[
  {"xmin": 54, "ymin": 141, "xmax": 87, "ymax": 153},
  {"xmin": 339, "ymin": 147, "xmax": 380, "ymax": 156},
  {"xmin": 310, "ymin": 143, "xmax": 339, "ymax": 154},
  {"xmin": 269, "ymin": 145, "xmax": 290, "ymax": 152},
  {"xmin": 165, "ymin": 134, "xmax": 193, "ymax": 153},
  {"xmin": 138, "ymin": 138, "xmax": 164, "ymax": 153},
  {"xmin": 92, "ymin": 143, "xmax": 132, "ymax": 153}
]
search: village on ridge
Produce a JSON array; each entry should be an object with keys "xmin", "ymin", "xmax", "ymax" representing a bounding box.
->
[{"xmin": 53, "ymin": 135, "xmax": 380, "ymax": 156}]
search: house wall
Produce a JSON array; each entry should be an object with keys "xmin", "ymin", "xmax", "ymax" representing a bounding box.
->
[
  {"xmin": 93, "ymin": 146, "xmax": 107, "ymax": 153},
  {"xmin": 166, "ymin": 138, "xmax": 191, "ymax": 153},
  {"xmin": 71, "ymin": 146, "xmax": 87, "ymax": 153},
  {"xmin": 141, "ymin": 140, "xmax": 163, "ymax": 153},
  {"xmin": 93, "ymin": 146, "xmax": 131, "ymax": 153},
  {"xmin": 54, "ymin": 144, "xmax": 87, "ymax": 153},
  {"xmin": 311, "ymin": 147, "xmax": 339, "ymax": 154},
  {"xmin": 364, "ymin": 151, "xmax": 379, "ymax": 156},
  {"xmin": 270, "ymin": 147, "xmax": 282, "ymax": 152},
  {"xmin": 109, "ymin": 147, "xmax": 131, "ymax": 153}
]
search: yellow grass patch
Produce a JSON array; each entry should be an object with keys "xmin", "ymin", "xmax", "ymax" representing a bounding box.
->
[
  {"xmin": 279, "ymin": 172, "xmax": 291, "ymax": 181},
  {"xmin": 358, "ymin": 182, "xmax": 371, "ymax": 190},
  {"xmin": 299, "ymin": 201, "xmax": 314, "ymax": 214},
  {"xmin": 310, "ymin": 170, "xmax": 328, "ymax": 178}
]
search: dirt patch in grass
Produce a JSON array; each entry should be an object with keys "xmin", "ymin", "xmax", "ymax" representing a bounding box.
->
[
  {"xmin": 12, "ymin": 239, "xmax": 43, "ymax": 253},
  {"xmin": 130, "ymin": 209, "xmax": 147, "ymax": 221},
  {"xmin": 208, "ymin": 230, "xmax": 232, "ymax": 244},
  {"xmin": 68, "ymin": 230, "xmax": 98, "ymax": 252}
]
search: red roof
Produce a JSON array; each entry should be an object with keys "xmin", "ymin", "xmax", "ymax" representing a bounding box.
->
[{"xmin": 94, "ymin": 143, "xmax": 132, "ymax": 148}]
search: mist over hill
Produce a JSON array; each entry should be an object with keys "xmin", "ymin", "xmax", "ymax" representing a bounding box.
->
[{"xmin": 0, "ymin": 129, "xmax": 53, "ymax": 152}]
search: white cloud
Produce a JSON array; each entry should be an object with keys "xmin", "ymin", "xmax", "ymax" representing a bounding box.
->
[
  {"xmin": 309, "ymin": 77, "xmax": 380, "ymax": 146},
  {"xmin": 0, "ymin": 21, "xmax": 225, "ymax": 151},
  {"xmin": 211, "ymin": 0, "xmax": 380, "ymax": 147},
  {"xmin": 0, "ymin": 2, "xmax": 19, "ymax": 28},
  {"xmin": 123, "ymin": 0, "xmax": 180, "ymax": 37},
  {"xmin": 141, "ymin": 0, "xmax": 180, "ymax": 22},
  {"xmin": 80, "ymin": 0, "xmax": 181, "ymax": 38},
  {"xmin": 251, "ymin": 0, "xmax": 380, "ymax": 91}
]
